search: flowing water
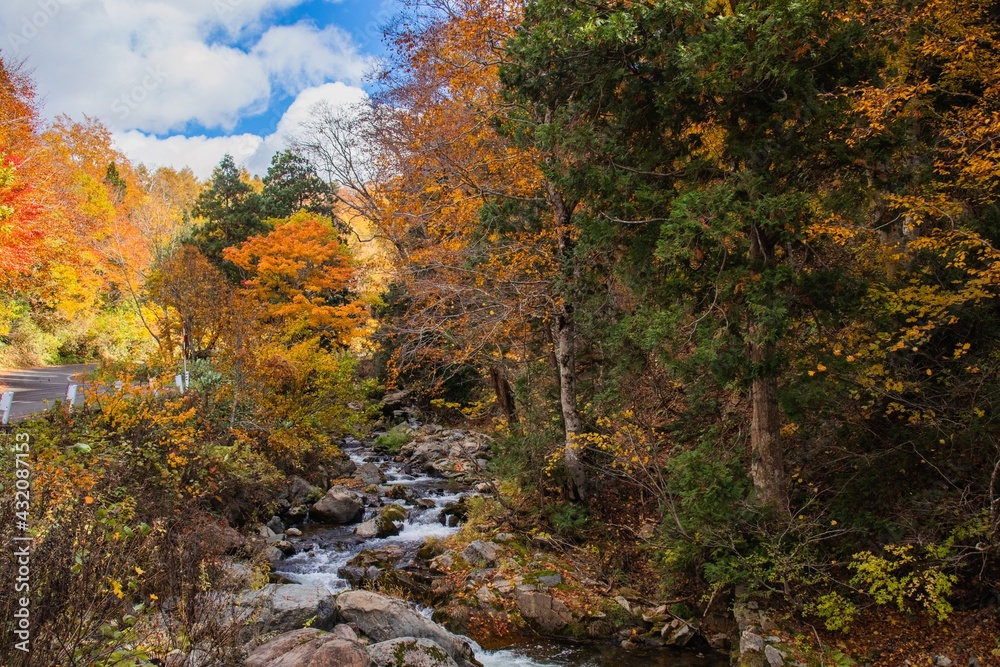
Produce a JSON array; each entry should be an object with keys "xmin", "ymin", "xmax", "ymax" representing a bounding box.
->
[{"xmin": 276, "ymin": 438, "xmax": 728, "ymax": 667}]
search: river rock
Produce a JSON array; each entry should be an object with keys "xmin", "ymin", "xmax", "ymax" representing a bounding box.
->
[
  {"xmin": 666, "ymin": 623, "xmax": 696, "ymax": 647},
  {"xmin": 355, "ymin": 517, "xmax": 398, "ymax": 539},
  {"xmin": 265, "ymin": 546, "xmax": 284, "ymax": 567},
  {"xmin": 516, "ymin": 588, "xmax": 573, "ymax": 634},
  {"xmin": 368, "ymin": 638, "xmax": 460, "ymax": 667},
  {"xmin": 267, "ymin": 515, "xmax": 285, "ymax": 534},
  {"xmin": 398, "ymin": 430, "xmax": 492, "ymax": 480},
  {"xmin": 336, "ymin": 590, "xmax": 481, "ymax": 667},
  {"xmin": 327, "ymin": 457, "xmax": 358, "ymax": 481},
  {"xmin": 244, "ymin": 584, "xmax": 337, "ymax": 633},
  {"xmin": 311, "ymin": 486, "xmax": 364, "ymax": 524},
  {"xmin": 356, "ymin": 462, "xmax": 387, "ymax": 486},
  {"xmin": 245, "ymin": 628, "xmax": 371, "ymax": 667}
]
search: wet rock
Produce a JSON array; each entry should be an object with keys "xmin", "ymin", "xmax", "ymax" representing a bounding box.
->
[
  {"xmin": 311, "ymin": 486, "xmax": 364, "ymax": 524},
  {"xmin": 356, "ymin": 462, "xmax": 387, "ymax": 486},
  {"xmin": 440, "ymin": 499, "xmax": 468, "ymax": 525},
  {"xmin": 666, "ymin": 623, "xmax": 696, "ymax": 647},
  {"xmin": 265, "ymin": 546, "xmax": 284, "ymax": 567},
  {"xmin": 368, "ymin": 638, "xmax": 459, "ymax": 667},
  {"xmin": 274, "ymin": 540, "xmax": 297, "ymax": 557},
  {"xmin": 338, "ymin": 566, "xmax": 372, "ymax": 588},
  {"xmin": 516, "ymin": 588, "xmax": 574, "ymax": 634},
  {"xmin": 355, "ymin": 517, "xmax": 399, "ymax": 539},
  {"xmin": 387, "ymin": 485, "xmax": 415, "ymax": 502},
  {"xmin": 286, "ymin": 527, "xmax": 302, "ymax": 538},
  {"xmin": 336, "ymin": 590, "xmax": 481, "ymax": 667},
  {"xmin": 245, "ymin": 628, "xmax": 371, "ymax": 667},
  {"xmin": 329, "ymin": 454, "xmax": 359, "ymax": 480}
]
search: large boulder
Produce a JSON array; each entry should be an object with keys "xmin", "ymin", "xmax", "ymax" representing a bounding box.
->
[
  {"xmin": 355, "ymin": 462, "xmax": 387, "ymax": 486},
  {"xmin": 516, "ymin": 588, "xmax": 573, "ymax": 634},
  {"xmin": 245, "ymin": 628, "xmax": 371, "ymax": 667},
  {"xmin": 243, "ymin": 584, "xmax": 337, "ymax": 633},
  {"xmin": 311, "ymin": 487, "xmax": 364, "ymax": 524},
  {"xmin": 336, "ymin": 590, "xmax": 481, "ymax": 667},
  {"xmin": 368, "ymin": 638, "xmax": 459, "ymax": 667}
]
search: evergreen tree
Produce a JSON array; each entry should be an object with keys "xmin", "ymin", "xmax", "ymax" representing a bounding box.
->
[
  {"xmin": 190, "ymin": 154, "xmax": 268, "ymax": 278},
  {"xmin": 261, "ymin": 149, "xmax": 335, "ymax": 221}
]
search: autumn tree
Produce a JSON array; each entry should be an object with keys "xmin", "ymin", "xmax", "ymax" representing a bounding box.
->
[
  {"xmin": 296, "ymin": 0, "xmax": 598, "ymax": 496},
  {"xmin": 223, "ymin": 212, "xmax": 367, "ymax": 347},
  {"xmin": 147, "ymin": 245, "xmax": 233, "ymax": 360}
]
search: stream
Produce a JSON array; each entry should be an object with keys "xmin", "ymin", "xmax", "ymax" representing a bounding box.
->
[{"xmin": 276, "ymin": 437, "xmax": 728, "ymax": 667}]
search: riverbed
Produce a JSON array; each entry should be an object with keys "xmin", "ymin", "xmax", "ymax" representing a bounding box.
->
[{"xmin": 276, "ymin": 437, "xmax": 728, "ymax": 667}]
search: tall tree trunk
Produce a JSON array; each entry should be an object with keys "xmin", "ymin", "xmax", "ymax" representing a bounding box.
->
[
  {"xmin": 749, "ymin": 343, "xmax": 788, "ymax": 512},
  {"xmin": 489, "ymin": 366, "xmax": 518, "ymax": 424},
  {"xmin": 547, "ymin": 181, "xmax": 586, "ymax": 501},
  {"xmin": 555, "ymin": 306, "xmax": 586, "ymax": 500},
  {"xmin": 748, "ymin": 223, "xmax": 789, "ymax": 512}
]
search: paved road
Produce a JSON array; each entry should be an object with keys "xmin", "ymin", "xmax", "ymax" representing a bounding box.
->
[{"xmin": 0, "ymin": 364, "xmax": 96, "ymax": 422}]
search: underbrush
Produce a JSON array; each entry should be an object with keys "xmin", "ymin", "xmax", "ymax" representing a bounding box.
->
[{"xmin": 0, "ymin": 349, "xmax": 375, "ymax": 663}]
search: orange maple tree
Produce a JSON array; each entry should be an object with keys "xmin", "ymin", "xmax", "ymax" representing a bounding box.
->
[{"xmin": 223, "ymin": 213, "xmax": 367, "ymax": 347}]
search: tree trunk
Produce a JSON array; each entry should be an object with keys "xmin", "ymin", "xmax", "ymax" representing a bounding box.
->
[
  {"xmin": 489, "ymin": 366, "xmax": 518, "ymax": 424},
  {"xmin": 748, "ymin": 223, "xmax": 789, "ymax": 512},
  {"xmin": 749, "ymin": 346, "xmax": 788, "ymax": 512},
  {"xmin": 555, "ymin": 306, "xmax": 586, "ymax": 500},
  {"xmin": 546, "ymin": 182, "xmax": 586, "ymax": 501}
]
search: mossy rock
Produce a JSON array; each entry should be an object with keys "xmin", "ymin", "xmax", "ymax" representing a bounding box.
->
[{"xmin": 382, "ymin": 504, "xmax": 409, "ymax": 524}]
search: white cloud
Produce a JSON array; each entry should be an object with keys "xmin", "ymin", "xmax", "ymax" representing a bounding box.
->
[
  {"xmin": 113, "ymin": 131, "xmax": 264, "ymax": 180},
  {"xmin": 113, "ymin": 81, "xmax": 368, "ymax": 179},
  {"xmin": 1, "ymin": 0, "xmax": 373, "ymax": 134}
]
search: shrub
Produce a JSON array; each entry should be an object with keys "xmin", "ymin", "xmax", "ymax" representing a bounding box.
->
[
  {"xmin": 804, "ymin": 592, "xmax": 858, "ymax": 632},
  {"xmin": 848, "ymin": 545, "xmax": 958, "ymax": 621},
  {"xmin": 374, "ymin": 425, "xmax": 414, "ymax": 454}
]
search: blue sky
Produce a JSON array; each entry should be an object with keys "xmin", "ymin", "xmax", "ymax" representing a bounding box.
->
[{"xmin": 0, "ymin": 0, "xmax": 397, "ymax": 177}]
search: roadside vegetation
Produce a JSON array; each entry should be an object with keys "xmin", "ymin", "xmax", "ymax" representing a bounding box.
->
[{"xmin": 4, "ymin": 0, "xmax": 1000, "ymax": 663}]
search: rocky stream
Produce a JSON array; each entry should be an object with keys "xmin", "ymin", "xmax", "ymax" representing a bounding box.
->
[{"xmin": 246, "ymin": 425, "xmax": 730, "ymax": 667}]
